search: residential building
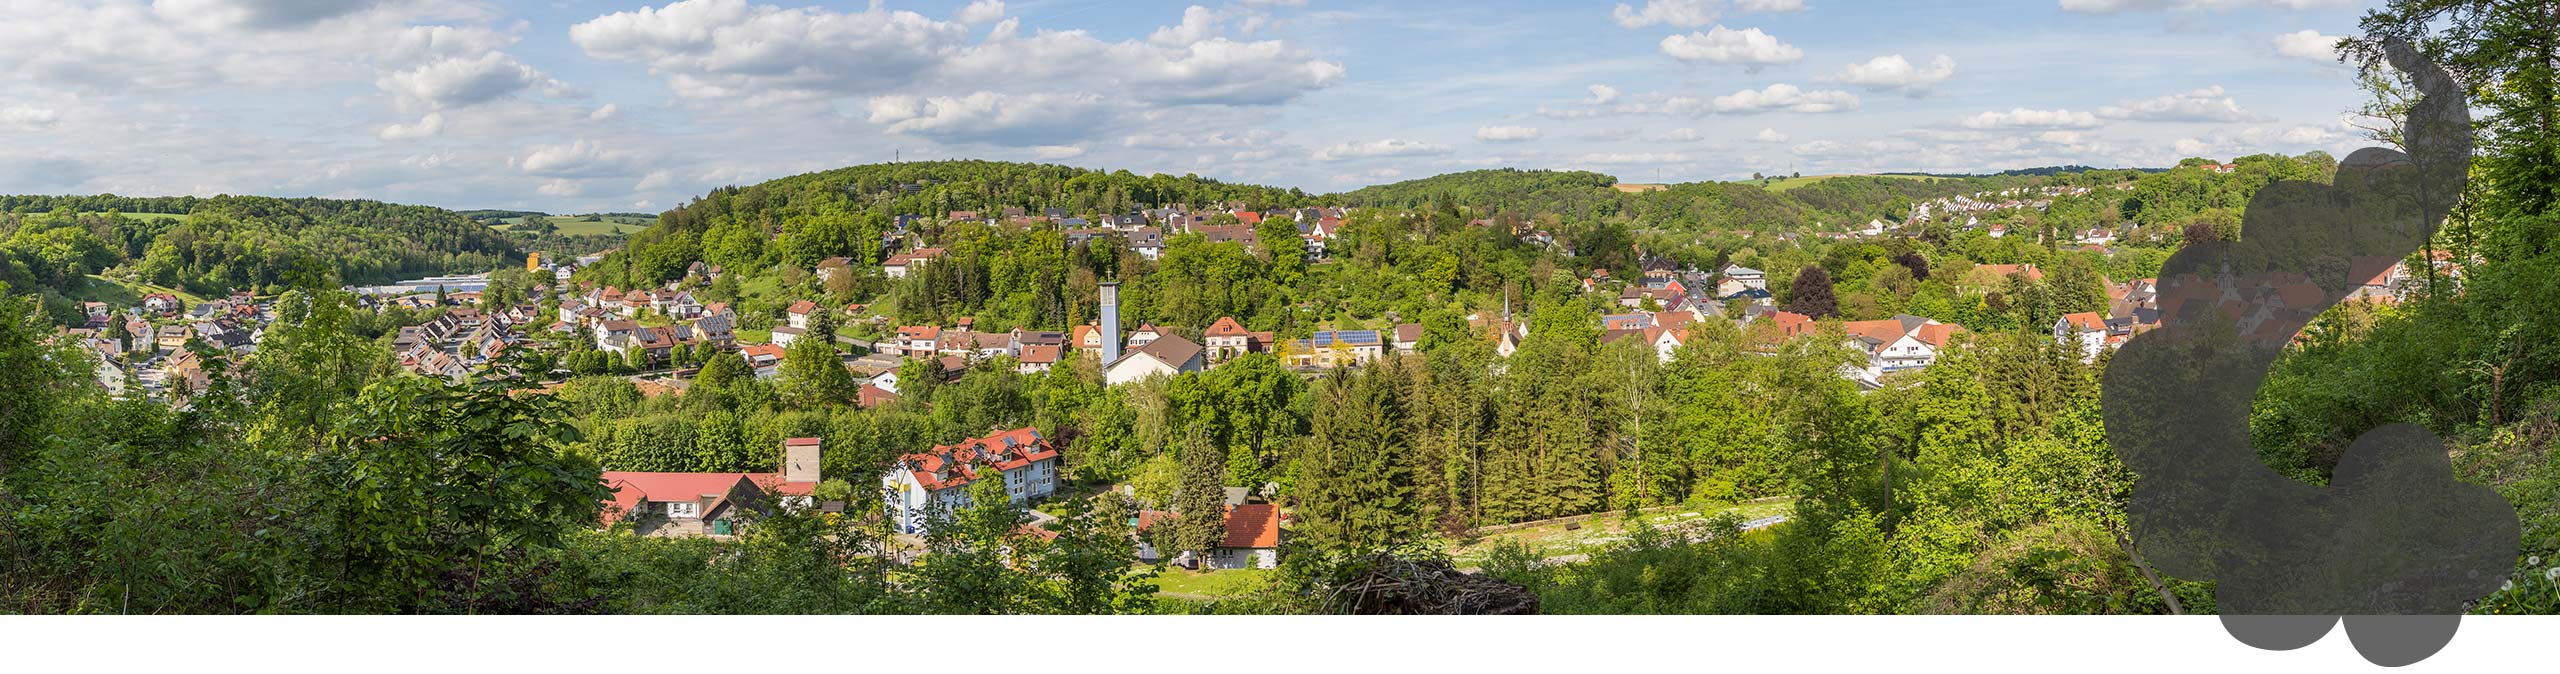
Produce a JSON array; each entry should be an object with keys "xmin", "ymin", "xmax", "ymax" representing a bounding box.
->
[{"xmin": 882, "ymin": 428, "xmax": 1061, "ymax": 534}]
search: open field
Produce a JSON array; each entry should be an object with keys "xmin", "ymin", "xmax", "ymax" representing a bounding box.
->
[
  {"xmin": 1753, "ymin": 173, "xmax": 1941, "ymax": 192},
  {"xmin": 78, "ymin": 274, "xmax": 206, "ymax": 305},
  {"xmin": 1448, "ymin": 497, "xmax": 1796, "ymax": 567},
  {"xmin": 488, "ymin": 214, "xmax": 653, "ymax": 237},
  {"xmin": 1149, "ymin": 566, "xmax": 1273, "ymax": 600}
]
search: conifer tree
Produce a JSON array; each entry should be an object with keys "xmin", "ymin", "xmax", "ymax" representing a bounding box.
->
[{"xmin": 1168, "ymin": 422, "xmax": 1227, "ymax": 562}]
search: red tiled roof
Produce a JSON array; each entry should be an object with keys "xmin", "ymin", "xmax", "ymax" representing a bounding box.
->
[
  {"xmin": 1205, "ymin": 316, "xmax": 1251, "ymax": 338},
  {"xmin": 600, "ymin": 472, "xmax": 758, "ymax": 524},
  {"xmin": 786, "ymin": 300, "xmax": 818, "ymax": 315},
  {"xmin": 893, "ymin": 427, "xmax": 1059, "ymax": 492},
  {"xmin": 2060, "ymin": 312, "xmax": 2106, "ymax": 332},
  {"xmin": 858, "ymin": 384, "xmax": 900, "ymax": 409},
  {"xmin": 1222, "ymin": 504, "xmax": 1280, "ymax": 549}
]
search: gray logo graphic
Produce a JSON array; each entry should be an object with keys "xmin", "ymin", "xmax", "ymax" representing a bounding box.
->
[{"xmin": 2099, "ymin": 37, "xmax": 2517, "ymax": 667}]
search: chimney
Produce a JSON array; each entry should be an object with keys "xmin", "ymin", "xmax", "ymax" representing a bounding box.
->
[
  {"xmin": 1099, "ymin": 281, "xmax": 1122, "ymax": 364},
  {"xmin": 783, "ymin": 437, "xmax": 822, "ymax": 484}
]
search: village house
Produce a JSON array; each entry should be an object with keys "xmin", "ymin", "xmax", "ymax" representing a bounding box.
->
[
  {"xmin": 1287, "ymin": 330, "xmax": 1385, "ymax": 369},
  {"xmin": 896, "ymin": 325, "xmax": 942, "ymax": 358},
  {"xmin": 1201, "ymin": 316, "xmax": 1271, "ymax": 362},
  {"xmin": 1105, "ymin": 334, "xmax": 1205, "ymax": 386},
  {"xmin": 882, "ymin": 428, "xmax": 1061, "ymax": 534},
  {"xmin": 2054, "ymin": 312, "xmax": 2108, "ymax": 362},
  {"xmin": 601, "ymin": 438, "xmax": 825, "ymax": 537}
]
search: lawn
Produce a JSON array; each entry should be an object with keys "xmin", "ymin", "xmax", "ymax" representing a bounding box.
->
[
  {"xmin": 78, "ymin": 274, "xmax": 207, "ymax": 305},
  {"xmin": 489, "ymin": 214, "xmax": 653, "ymax": 237},
  {"xmin": 1149, "ymin": 566, "xmax": 1272, "ymax": 599},
  {"xmin": 1447, "ymin": 497, "xmax": 1797, "ymax": 567},
  {"xmin": 1753, "ymin": 174, "xmax": 1939, "ymax": 193}
]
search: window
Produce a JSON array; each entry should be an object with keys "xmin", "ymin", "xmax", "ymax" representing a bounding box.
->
[{"xmin": 665, "ymin": 501, "xmax": 700, "ymax": 518}]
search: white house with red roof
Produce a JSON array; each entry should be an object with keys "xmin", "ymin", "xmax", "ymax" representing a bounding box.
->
[
  {"xmin": 601, "ymin": 438, "xmax": 825, "ymax": 537},
  {"xmin": 882, "ymin": 427, "xmax": 1061, "ymax": 533},
  {"xmin": 2054, "ymin": 312, "xmax": 2108, "ymax": 362}
]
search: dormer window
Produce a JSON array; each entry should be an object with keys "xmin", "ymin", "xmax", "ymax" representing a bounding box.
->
[{"xmin": 666, "ymin": 501, "xmax": 700, "ymax": 518}]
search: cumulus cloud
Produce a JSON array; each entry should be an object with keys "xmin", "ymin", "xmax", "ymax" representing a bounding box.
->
[
  {"xmin": 1705, "ymin": 84, "xmax": 1857, "ymax": 114},
  {"xmin": 1831, "ymin": 54, "xmax": 1956, "ymax": 96},
  {"xmin": 2097, "ymin": 86, "xmax": 2268, "ymax": 123},
  {"xmin": 1791, "ymin": 140, "xmax": 1845, "ymax": 156},
  {"xmin": 1313, "ymin": 139, "xmax": 1452, "ymax": 161},
  {"xmin": 150, "ymin": 0, "xmax": 394, "ymax": 31},
  {"xmin": 0, "ymin": 105, "xmax": 59, "ymax": 127},
  {"xmin": 1611, "ymin": 0, "xmax": 1802, "ymax": 28},
  {"xmin": 1653, "ymin": 128, "xmax": 1705, "ymax": 142},
  {"xmin": 1032, "ymin": 145, "xmax": 1086, "ymax": 160},
  {"xmin": 1962, "ymin": 108, "xmax": 2104, "ymax": 129},
  {"xmin": 1576, "ymin": 152, "xmax": 1691, "ymax": 164},
  {"xmin": 865, "ymin": 92, "xmax": 1110, "ymax": 147},
  {"xmin": 377, "ymin": 113, "xmax": 444, "ymax": 140},
  {"xmin": 377, "ymin": 51, "xmax": 573, "ymax": 109},
  {"xmin": 1586, "ymin": 84, "xmax": 1621, "ymax": 104},
  {"xmin": 955, "ymin": 0, "xmax": 1005, "ymax": 24},
  {"xmin": 1476, "ymin": 125, "xmax": 1541, "ymax": 142},
  {"xmin": 2272, "ymin": 29, "xmax": 2343, "ymax": 63},
  {"xmin": 1660, "ymin": 26, "xmax": 1801, "ymax": 68},
  {"xmin": 2058, "ymin": 0, "xmax": 2352, "ymax": 12},
  {"xmin": 516, "ymin": 140, "xmax": 644, "ymax": 178},
  {"xmin": 1754, "ymin": 127, "xmax": 1789, "ymax": 142},
  {"xmin": 571, "ymin": 0, "xmax": 970, "ymax": 103},
  {"xmin": 1612, "ymin": 0, "xmax": 1722, "ymax": 28},
  {"xmin": 574, "ymin": 0, "xmax": 1342, "ymax": 108}
]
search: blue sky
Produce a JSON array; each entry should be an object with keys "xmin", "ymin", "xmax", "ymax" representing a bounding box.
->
[{"xmin": 0, "ymin": 0, "xmax": 2378, "ymax": 212}]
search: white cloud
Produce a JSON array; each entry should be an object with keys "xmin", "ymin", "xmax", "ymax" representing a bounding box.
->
[
  {"xmin": 151, "ymin": 0, "xmax": 395, "ymax": 31},
  {"xmin": 1313, "ymin": 139, "xmax": 1452, "ymax": 161},
  {"xmin": 0, "ymin": 105, "xmax": 59, "ymax": 127},
  {"xmin": 864, "ymin": 91, "xmax": 1110, "ymax": 146},
  {"xmin": 516, "ymin": 140, "xmax": 643, "ymax": 178},
  {"xmin": 1791, "ymin": 140, "xmax": 1845, "ymax": 156},
  {"xmin": 1832, "ymin": 54, "xmax": 1956, "ymax": 96},
  {"xmin": 635, "ymin": 169, "xmax": 674, "ymax": 191},
  {"xmin": 1612, "ymin": 0, "xmax": 1721, "ymax": 28},
  {"xmin": 377, "ymin": 51, "xmax": 571, "ymax": 109},
  {"xmin": 2097, "ymin": 86, "xmax": 2267, "ymax": 123},
  {"xmin": 588, "ymin": 104, "xmax": 619, "ymax": 121},
  {"xmin": 1367, "ymin": 167, "xmax": 1403, "ymax": 178},
  {"xmin": 1476, "ymin": 125, "xmax": 1541, "ymax": 142},
  {"xmin": 2272, "ymin": 29, "xmax": 2343, "ymax": 63},
  {"xmin": 1735, "ymin": 0, "xmax": 1808, "ymax": 11},
  {"xmin": 1706, "ymin": 83, "xmax": 1857, "ymax": 114},
  {"xmin": 955, "ymin": 0, "xmax": 1006, "ymax": 25},
  {"xmin": 1962, "ymin": 108, "xmax": 2104, "ymax": 129},
  {"xmin": 1754, "ymin": 127, "xmax": 1789, "ymax": 142},
  {"xmin": 575, "ymin": 0, "xmax": 1343, "ymax": 109},
  {"xmin": 1611, "ymin": 0, "xmax": 1802, "ymax": 28},
  {"xmin": 377, "ymin": 113, "xmax": 444, "ymax": 140},
  {"xmin": 1576, "ymin": 152, "xmax": 1691, "ymax": 165},
  {"xmin": 572, "ymin": 0, "xmax": 969, "ymax": 103},
  {"xmin": 1149, "ymin": 6, "xmax": 1221, "ymax": 47},
  {"xmin": 1653, "ymin": 127, "xmax": 1705, "ymax": 142},
  {"xmin": 1032, "ymin": 145, "xmax": 1086, "ymax": 160},
  {"xmin": 1660, "ymin": 26, "xmax": 1801, "ymax": 68},
  {"xmin": 1587, "ymin": 84, "xmax": 1621, "ymax": 104},
  {"xmin": 2058, "ymin": 0, "xmax": 2352, "ymax": 13}
]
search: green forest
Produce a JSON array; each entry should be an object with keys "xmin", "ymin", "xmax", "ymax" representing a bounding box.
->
[{"xmin": 6, "ymin": 0, "xmax": 2560, "ymax": 616}]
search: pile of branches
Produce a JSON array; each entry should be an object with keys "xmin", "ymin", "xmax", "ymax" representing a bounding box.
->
[{"xmin": 1316, "ymin": 553, "xmax": 1539, "ymax": 615}]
